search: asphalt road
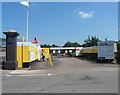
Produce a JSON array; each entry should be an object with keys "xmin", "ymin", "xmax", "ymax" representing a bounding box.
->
[{"xmin": 2, "ymin": 57, "xmax": 118, "ymax": 93}]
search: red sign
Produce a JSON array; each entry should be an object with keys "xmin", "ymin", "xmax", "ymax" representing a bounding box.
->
[{"xmin": 76, "ymin": 49, "xmax": 80, "ymax": 51}]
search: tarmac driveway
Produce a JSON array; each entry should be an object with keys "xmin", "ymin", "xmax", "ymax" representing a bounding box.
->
[{"xmin": 2, "ymin": 57, "xmax": 118, "ymax": 93}]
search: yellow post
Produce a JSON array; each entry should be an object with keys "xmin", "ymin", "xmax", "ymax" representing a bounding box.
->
[
  {"xmin": 48, "ymin": 55, "xmax": 53, "ymax": 67},
  {"xmin": 17, "ymin": 45, "xmax": 23, "ymax": 68},
  {"xmin": 22, "ymin": 36, "xmax": 24, "ymax": 42}
]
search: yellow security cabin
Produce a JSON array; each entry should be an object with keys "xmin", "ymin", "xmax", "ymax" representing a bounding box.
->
[{"xmin": 41, "ymin": 48, "xmax": 50, "ymax": 59}]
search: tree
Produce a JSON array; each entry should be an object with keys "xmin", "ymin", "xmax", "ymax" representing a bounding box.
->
[
  {"xmin": 82, "ymin": 36, "xmax": 100, "ymax": 47},
  {"xmin": 117, "ymin": 41, "xmax": 120, "ymax": 52},
  {"xmin": 63, "ymin": 42, "xmax": 81, "ymax": 47},
  {"xmin": 105, "ymin": 38, "xmax": 108, "ymax": 41},
  {"xmin": 41, "ymin": 44, "xmax": 50, "ymax": 48},
  {"xmin": 73, "ymin": 42, "xmax": 81, "ymax": 47},
  {"xmin": 41, "ymin": 44, "xmax": 58, "ymax": 48},
  {"xmin": 116, "ymin": 41, "xmax": 120, "ymax": 63},
  {"xmin": 51, "ymin": 44, "xmax": 58, "ymax": 47}
]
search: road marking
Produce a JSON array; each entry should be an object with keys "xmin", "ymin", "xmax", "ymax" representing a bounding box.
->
[
  {"xmin": 47, "ymin": 73, "xmax": 52, "ymax": 76},
  {"xmin": 2, "ymin": 73, "xmax": 56, "ymax": 77},
  {"xmin": 2, "ymin": 74, "xmax": 12, "ymax": 77}
]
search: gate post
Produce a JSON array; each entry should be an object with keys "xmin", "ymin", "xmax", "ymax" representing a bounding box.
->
[{"xmin": 3, "ymin": 30, "xmax": 19, "ymax": 70}]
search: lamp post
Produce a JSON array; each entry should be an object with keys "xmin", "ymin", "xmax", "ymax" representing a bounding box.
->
[
  {"xmin": 20, "ymin": 1, "xmax": 29, "ymax": 42},
  {"xmin": 26, "ymin": 6, "xmax": 29, "ymax": 42}
]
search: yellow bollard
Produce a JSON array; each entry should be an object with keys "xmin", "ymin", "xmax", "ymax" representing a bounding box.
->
[{"xmin": 48, "ymin": 55, "xmax": 53, "ymax": 67}]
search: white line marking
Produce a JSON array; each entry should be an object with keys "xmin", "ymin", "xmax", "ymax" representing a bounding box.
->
[
  {"xmin": 2, "ymin": 73, "xmax": 56, "ymax": 77},
  {"xmin": 2, "ymin": 74, "xmax": 12, "ymax": 77}
]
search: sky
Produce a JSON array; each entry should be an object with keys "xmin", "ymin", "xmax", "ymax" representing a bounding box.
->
[{"xmin": 2, "ymin": 2, "xmax": 118, "ymax": 46}]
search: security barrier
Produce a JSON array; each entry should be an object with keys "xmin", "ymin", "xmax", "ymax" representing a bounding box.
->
[{"xmin": 17, "ymin": 42, "xmax": 42, "ymax": 68}]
